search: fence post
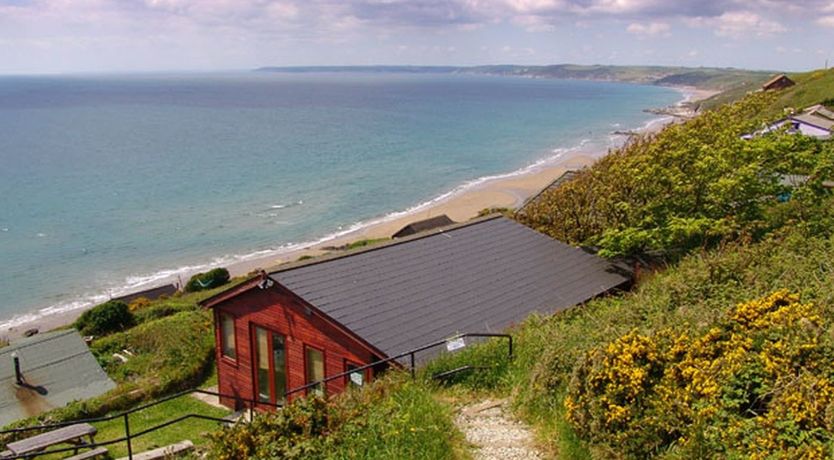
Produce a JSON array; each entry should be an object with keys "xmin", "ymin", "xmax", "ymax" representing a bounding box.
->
[
  {"xmin": 410, "ymin": 353, "xmax": 416, "ymax": 378},
  {"xmin": 124, "ymin": 413, "xmax": 132, "ymax": 460},
  {"xmin": 508, "ymin": 335, "xmax": 513, "ymax": 359}
]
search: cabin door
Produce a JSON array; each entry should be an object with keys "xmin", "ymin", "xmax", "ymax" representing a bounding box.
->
[{"xmin": 253, "ymin": 325, "xmax": 287, "ymax": 406}]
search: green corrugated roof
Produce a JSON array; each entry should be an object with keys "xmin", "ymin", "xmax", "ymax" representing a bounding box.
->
[{"xmin": 0, "ymin": 330, "xmax": 115, "ymax": 427}]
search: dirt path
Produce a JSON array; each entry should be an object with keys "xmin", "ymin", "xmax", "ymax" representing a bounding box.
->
[{"xmin": 455, "ymin": 398, "xmax": 545, "ymax": 460}]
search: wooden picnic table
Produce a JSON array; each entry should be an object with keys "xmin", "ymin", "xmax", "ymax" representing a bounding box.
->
[{"xmin": 4, "ymin": 423, "xmax": 97, "ymax": 458}]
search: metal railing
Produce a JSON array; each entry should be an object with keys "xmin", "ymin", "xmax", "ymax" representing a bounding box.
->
[
  {"xmin": 0, "ymin": 388, "xmax": 281, "ymax": 460},
  {"xmin": 1, "ymin": 332, "xmax": 512, "ymax": 459},
  {"xmin": 284, "ymin": 332, "xmax": 512, "ymax": 397}
]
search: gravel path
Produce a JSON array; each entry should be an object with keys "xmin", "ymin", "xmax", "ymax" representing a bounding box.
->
[{"xmin": 455, "ymin": 399, "xmax": 544, "ymax": 460}]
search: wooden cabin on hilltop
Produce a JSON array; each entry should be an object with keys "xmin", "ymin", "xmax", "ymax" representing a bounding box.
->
[
  {"xmin": 761, "ymin": 74, "xmax": 795, "ymax": 91},
  {"xmin": 200, "ymin": 215, "xmax": 630, "ymax": 410}
]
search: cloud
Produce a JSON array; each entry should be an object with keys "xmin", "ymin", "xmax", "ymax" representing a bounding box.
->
[
  {"xmin": 626, "ymin": 21, "xmax": 671, "ymax": 36},
  {"xmin": 710, "ymin": 11, "xmax": 787, "ymax": 37},
  {"xmin": 817, "ymin": 15, "xmax": 834, "ymax": 27}
]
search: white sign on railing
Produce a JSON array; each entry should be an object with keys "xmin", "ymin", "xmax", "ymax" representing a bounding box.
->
[
  {"xmin": 446, "ymin": 337, "xmax": 466, "ymax": 352},
  {"xmin": 350, "ymin": 371, "xmax": 364, "ymax": 386}
]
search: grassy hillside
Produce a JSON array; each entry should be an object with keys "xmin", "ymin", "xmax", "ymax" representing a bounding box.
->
[
  {"xmin": 256, "ymin": 64, "xmax": 773, "ymax": 91},
  {"xmin": 465, "ymin": 64, "xmax": 772, "ymax": 91},
  {"xmin": 424, "ymin": 74, "xmax": 834, "ymax": 458},
  {"xmin": 429, "ymin": 222, "xmax": 834, "ymax": 458},
  {"xmin": 702, "ymin": 68, "xmax": 834, "ymax": 113}
]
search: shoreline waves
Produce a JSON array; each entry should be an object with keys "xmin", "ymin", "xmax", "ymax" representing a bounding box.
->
[{"xmin": 0, "ymin": 85, "xmax": 713, "ymax": 340}]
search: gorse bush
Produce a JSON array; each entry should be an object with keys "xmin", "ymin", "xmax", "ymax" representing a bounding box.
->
[
  {"xmin": 74, "ymin": 300, "xmax": 135, "ymax": 337},
  {"xmin": 185, "ymin": 267, "xmax": 230, "ymax": 292},
  {"xmin": 566, "ymin": 290, "xmax": 833, "ymax": 459}
]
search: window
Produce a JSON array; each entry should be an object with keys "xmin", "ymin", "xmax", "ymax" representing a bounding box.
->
[
  {"xmin": 255, "ymin": 327, "xmax": 270, "ymax": 403},
  {"xmin": 305, "ymin": 346, "xmax": 325, "ymax": 396},
  {"xmin": 219, "ymin": 312, "xmax": 236, "ymax": 360},
  {"xmin": 345, "ymin": 361, "xmax": 365, "ymax": 388},
  {"xmin": 253, "ymin": 326, "xmax": 287, "ymax": 405}
]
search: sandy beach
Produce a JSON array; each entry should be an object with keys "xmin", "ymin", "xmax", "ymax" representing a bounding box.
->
[{"xmin": 1, "ymin": 86, "xmax": 717, "ymax": 341}]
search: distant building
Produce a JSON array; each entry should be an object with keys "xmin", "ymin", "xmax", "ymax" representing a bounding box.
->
[
  {"xmin": 201, "ymin": 215, "xmax": 630, "ymax": 410},
  {"xmin": 744, "ymin": 104, "xmax": 834, "ymax": 140},
  {"xmin": 1, "ymin": 330, "xmax": 115, "ymax": 426},
  {"xmin": 761, "ymin": 74, "xmax": 795, "ymax": 91},
  {"xmin": 392, "ymin": 215, "xmax": 455, "ymax": 239}
]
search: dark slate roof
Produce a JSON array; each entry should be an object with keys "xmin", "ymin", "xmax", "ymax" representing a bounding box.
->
[
  {"xmin": 270, "ymin": 216, "xmax": 629, "ymax": 359},
  {"xmin": 0, "ymin": 330, "xmax": 115, "ymax": 427},
  {"xmin": 392, "ymin": 215, "xmax": 456, "ymax": 239}
]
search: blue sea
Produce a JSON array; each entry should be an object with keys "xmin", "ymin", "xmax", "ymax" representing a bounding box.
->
[{"xmin": 0, "ymin": 72, "xmax": 680, "ymax": 330}]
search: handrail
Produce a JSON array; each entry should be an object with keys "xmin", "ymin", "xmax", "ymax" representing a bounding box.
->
[
  {"xmin": 0, "ymin": 388, "xmax": 281, "ymax": 460},
  {"xmin": 0, "ymin": 388, "xmax": 280, "ymax": 436},
  {"xmin": 284, "ymin": 332, "xmax": 512, "ymax": 397}
]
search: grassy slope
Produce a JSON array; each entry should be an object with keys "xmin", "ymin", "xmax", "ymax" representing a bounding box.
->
[
  {"xmin": 258, "ymin": 64, "xmax": 774, "ymax": 91},
  {"xmin": 424, "ymin": 71, "xmax": 834, "ymax": 457},
  {"xmin": 1, "ymin": 282, "xmax": 244, "ymax": 454},
  {"xmin": 426, "ymin": 224, "xmax": 834, "ymax": 457},
  {"xmin": 465, "ymin": 64, "xmax": 772, "ymax": 90},
  {"xmin": 701, "ymin": 67, "xmax": 834, "ymax": 112}
]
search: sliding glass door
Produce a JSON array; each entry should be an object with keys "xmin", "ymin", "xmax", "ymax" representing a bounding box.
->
[{"xmin": 253, "ymin": 325, "xmax": 287, "ymax": 405}]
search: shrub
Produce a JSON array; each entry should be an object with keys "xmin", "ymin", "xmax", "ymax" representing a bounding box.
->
[
  {"xmin": 565, "ymin": 291, "xmax": 834, "ymax": 458},
  {"xmin": 74, "ymin": 300, "xmax": 135, "ymax": 337},
  {"xmin": 185, "ymin": 267, "xmax": 230, "ymax": 292},
  {"xmin": 517, "ymin": 93, "xmax": 830, "ymax": 258},
  {"xmin": 127, "ymin": 297, "xmax": 152, "ymax": 312},
  {"xmin": 206, "ymin": 375, "xmax": 463, "ymax": 460}
]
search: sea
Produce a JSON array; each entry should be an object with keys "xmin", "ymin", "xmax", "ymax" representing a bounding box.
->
[{"xmin": 0, "ymin": 71, "xmax": 681, "ymax": 331}]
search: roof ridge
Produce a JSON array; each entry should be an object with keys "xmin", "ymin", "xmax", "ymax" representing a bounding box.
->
[{"xmin": 268, "ymin": 213, "xmax": 505, "ymax": 275}]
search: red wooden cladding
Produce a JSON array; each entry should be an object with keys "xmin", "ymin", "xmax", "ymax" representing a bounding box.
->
[{"xmin": 212, "ymin": 285, "xmax": 381, "ymax": 410}]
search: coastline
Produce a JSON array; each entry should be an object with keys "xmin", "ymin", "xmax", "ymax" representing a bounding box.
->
[{"xmin": 0, "ymin": 85, "xmax": 715, "ymax": 341}]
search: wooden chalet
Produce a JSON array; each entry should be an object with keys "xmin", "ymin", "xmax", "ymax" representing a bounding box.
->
[
  {"xmin": 761, "ymin": 74, "xmax": 795, "ymax": 91},
  {"xmin": 200, "ymin": 215, "xmax": 631, "ymax": 410}
]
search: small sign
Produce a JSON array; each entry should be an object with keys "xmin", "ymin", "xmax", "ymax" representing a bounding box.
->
[
  {"xmin": 446, "ymin": 337, "xmax": 466, "ymax": 352},
  {"xmin": 349, "ymin": 371, "xmax": 364, "ymax": 386}
]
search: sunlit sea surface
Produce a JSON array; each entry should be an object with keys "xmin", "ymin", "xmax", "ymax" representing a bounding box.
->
[{"xmin": 0, "ymin": 71, "xmax": 680, "ymax": 329}]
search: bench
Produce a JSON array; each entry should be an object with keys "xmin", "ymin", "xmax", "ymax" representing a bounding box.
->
[
  {"xmin": 5, "ymin": 423, "xmax": 97, "ymax": 458},
  {"xmin": 116, "ymin": 440, "xmax": 193, "ymax": 460},
  {"xmin": 63, "ymin": 447, "xmax": 109, "ymax": 460}
]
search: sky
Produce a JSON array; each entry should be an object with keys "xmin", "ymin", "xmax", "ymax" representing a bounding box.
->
[{"xmin": 0, "ymin": 0, "xmax": 832, "ymax": 74}]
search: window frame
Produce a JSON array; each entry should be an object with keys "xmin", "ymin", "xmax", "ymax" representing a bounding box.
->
[
  {"xmin": 250, "ymin": 323, "xmax": 289, "ymax": 406},
  {"xmin": 304, "ymin": 344, "xmax": 327, "ymax": 397},
  {"xmin": 218, "ymin": 311, "xmax": 238, "ymax": 363}
]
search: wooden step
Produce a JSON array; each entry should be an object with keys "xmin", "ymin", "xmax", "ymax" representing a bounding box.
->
[
  {"xmin": 116, "ymin": 440, "xmax": 193, "ymax": 460},
  {"xmin": 63, "ymin": 446, "xmax": 109, "ymax": 460}
]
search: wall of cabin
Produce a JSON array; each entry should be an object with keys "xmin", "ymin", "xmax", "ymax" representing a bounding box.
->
[{"xmin": 212, "ymin": 285, "xmax": 381, "ymax": 410}]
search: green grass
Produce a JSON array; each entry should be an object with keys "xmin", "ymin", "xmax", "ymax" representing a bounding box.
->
[
  {"xmin": 34, "ymin": 396, "xmax": 229, "ymax": 459},
  {"xmin": 342, "ymin": 238, "xmax": 389, "ymax": 251},
  {"xmin": 702, "ymin": 67, "xmax": 834, "ymax": 113},
  {"xmin": 94, "ymin": 396, "xmax": 229, "ymax": 458}
]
